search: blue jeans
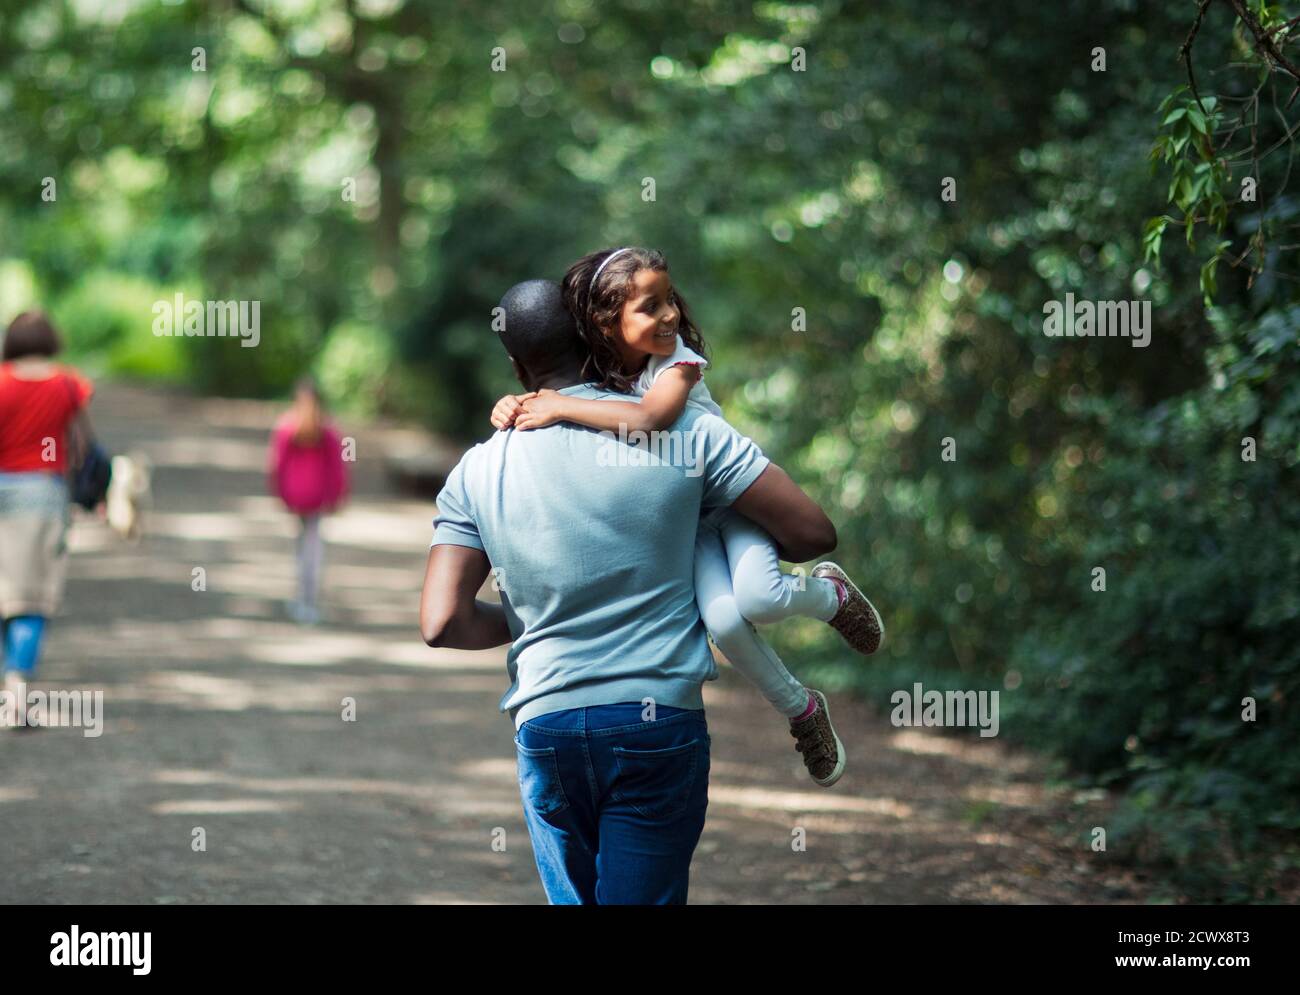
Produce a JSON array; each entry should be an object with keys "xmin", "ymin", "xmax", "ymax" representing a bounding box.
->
[
  {"xmin": 1, "ymin": 616, "xmax": 47, "ymax": 675},
  {"xmin": 514, "ymin": 702, "xmax": 711, "ymax": 905}
]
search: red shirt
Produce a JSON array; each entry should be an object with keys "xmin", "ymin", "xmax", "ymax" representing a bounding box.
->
[{"xmin": 0, "ymin": 363, "xmax": 94, "ymax": 473}]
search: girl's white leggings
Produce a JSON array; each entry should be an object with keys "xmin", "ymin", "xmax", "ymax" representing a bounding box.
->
[
  {"xmin": 694, "ymin": 509, "xmax": 839, "ymax": 717},
  {"xmin": 297, "ymin": 513, "xmax": 323, "ymax": 608}
]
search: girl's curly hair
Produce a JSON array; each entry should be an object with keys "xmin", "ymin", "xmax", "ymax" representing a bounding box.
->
[{"xmin": 560, "ymin": 246, "xmax": 708, "ymax": 394}]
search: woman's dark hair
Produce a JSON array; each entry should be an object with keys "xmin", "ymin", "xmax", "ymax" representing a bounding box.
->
[
  {"xmin": 560, "ymin": 247, "xmax": 707, "ymax": 393},
  {"xmin": 3, "ymin": 310, "xmax": 62, "ymax": 361}
]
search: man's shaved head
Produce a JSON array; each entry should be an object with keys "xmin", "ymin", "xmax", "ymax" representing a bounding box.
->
[{"xmin": 497, "ymin": 279, "xmax": 588, "ymax": 388}]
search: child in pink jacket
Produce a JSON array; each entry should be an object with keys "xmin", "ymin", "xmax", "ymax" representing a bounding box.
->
[{"xmin": 268, "ymin": 378, "xmax": 349, "ymax": 624}]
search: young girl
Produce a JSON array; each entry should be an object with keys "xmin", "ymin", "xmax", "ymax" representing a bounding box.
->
[
  {"xmin": 268, "ymin": 377, "xmax": 349, "ymax": 625},
  {"xmin": 489, "ymin": 247, "xmax": 884, "ymax": 787}
]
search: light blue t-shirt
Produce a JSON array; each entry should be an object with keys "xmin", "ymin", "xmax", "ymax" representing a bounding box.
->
[
  {"xmin": 430, "ymin": 382, "xmax": 770, "ymax": 727},
  {"xmin": 635, "ymin": 336, "xmax": 723, "ymax": 417}
]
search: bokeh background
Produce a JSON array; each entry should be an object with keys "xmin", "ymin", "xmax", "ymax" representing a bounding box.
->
[{"xmin": 1, "ymin": 0, "xmax": 1298, "ymax": 901}]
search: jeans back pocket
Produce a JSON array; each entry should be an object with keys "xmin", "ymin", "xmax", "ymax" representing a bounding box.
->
[
  {"xmin": 611, "ymin": 738, "xmax": 703, "ymax": 821},
  {"xmin": 514, "ymin": 738, "xmax": 570, "ymax": 818}
]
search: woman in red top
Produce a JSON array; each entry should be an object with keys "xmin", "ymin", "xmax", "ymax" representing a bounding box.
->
[{"xmin": 0, "ymin": 311, "xmax": 94, "ymax": 727}]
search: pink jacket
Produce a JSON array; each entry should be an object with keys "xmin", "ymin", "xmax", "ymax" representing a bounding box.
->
[{"xmin": 268, "ymin": 414, "xmax": 350, "ymax": 515}]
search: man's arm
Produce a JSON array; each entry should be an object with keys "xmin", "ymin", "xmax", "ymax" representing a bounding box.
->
[
  {"xmin": 419, "ymin": 544, "xmax": 513, "ymax": 649},
  {"xmin": 730, "ymin": 463, "xmax": 837, "ymax": 564}
]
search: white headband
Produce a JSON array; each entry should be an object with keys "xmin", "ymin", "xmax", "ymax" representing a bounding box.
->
[{"xmin": 590, "ymin": 247, "xmax": 633, "ymax": 289}]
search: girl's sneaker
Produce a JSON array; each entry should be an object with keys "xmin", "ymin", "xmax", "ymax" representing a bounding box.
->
[
  {"xmin": 788, "ymin": 688, "xmax": 846, "ymax": 787},
  {"xmin": 812, "ymin": 561, "xmax": 885, "ymax": 655}
]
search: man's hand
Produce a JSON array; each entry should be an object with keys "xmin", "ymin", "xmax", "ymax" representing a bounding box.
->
[
  {"xmin": 491, "ymin": 392, "xmax": 537, "ymax": 431},
  {"xmin": 514, "ymin": 389, "xmax": 567, "ymax": 431}
]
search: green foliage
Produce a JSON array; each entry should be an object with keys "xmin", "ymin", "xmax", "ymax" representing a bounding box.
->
[
  {"xmin": 53, "ymin": 271, "xmax": 188, "ymax": 381},
  {"xmin": 316, "ymin": 319, "xmax": 396, "ymax": 417},
  {"xmin": 1147, "ymin": 87, "xmax": 1232, "ymax": 305}
]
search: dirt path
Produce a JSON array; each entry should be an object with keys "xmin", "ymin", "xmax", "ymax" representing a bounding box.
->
[{"xmin": 0, "ymin": 384, "xmax": 1157, "ymax": 904}]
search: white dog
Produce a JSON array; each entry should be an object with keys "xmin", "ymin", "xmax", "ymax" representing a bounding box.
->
[{"xmin": 106, "ymin": 452, "xmax": 152, "ymax": 542}]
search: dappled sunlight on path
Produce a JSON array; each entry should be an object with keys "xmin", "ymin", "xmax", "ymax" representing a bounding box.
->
[{"xmin": 0, "ymin": 385, "xmax": 1152, "ymax": 904}]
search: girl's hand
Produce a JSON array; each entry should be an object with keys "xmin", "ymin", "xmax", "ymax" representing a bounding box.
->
[
  {"xmin": 514, "ymin": 389, "xmax": 567, "ymax": 431},
  {"xmin": 491, "ymin": 392, "xmax": 537, "ymax": 430}
]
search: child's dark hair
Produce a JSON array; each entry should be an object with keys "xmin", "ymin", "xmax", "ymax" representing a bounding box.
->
[{"xmin": 560, "ymin": 247, "xmax": 707, "ymax": 394}]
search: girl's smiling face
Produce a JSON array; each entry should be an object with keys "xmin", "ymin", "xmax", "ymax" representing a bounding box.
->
[{"xmin": 607, "ymin": 267, "xmax": 680, "ymax": 372}]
